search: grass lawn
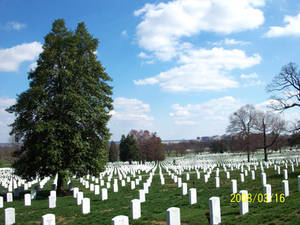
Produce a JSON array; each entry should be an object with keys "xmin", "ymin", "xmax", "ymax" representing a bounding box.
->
[{"xmin": 0, "ymin": 163, "xmax": 299, "ymax": 224}]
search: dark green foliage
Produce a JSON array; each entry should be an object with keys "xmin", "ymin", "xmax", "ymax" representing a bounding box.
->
[
  {"xmin": 119, "ymin": 134, "xmax": 140, "ymax": 162},
  {"xmin": 108, "ymin": 141, "xmax": 118, "ymax": 162},
  {"xmin": 6, "ymin": 19, "xmax": 113, "ymax": 188}
]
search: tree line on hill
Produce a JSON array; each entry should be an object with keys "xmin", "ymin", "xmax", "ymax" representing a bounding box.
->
[{"xmin": 108, "ymin": 129, "xmax": 165, "ymax": 163}]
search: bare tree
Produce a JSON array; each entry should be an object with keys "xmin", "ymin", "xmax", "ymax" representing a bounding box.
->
[
  {"xmin": 226, "ymin": 105, "xmax": 257, "ymax": 162},
  {"xmin": 254, "ymin": 110, "xmax": 286, "ymax": 161},
  {"xmin": 266, "ymin": 62, "xmax": 300, "ymax": 111}
]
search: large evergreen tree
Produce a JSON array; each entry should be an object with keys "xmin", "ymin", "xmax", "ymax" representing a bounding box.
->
[{"xmin": 6, "ymin": 19, "xmax": 113, "ymax": 192}]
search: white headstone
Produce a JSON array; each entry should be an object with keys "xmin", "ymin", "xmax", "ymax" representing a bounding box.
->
[
  {"xmin": 143, "ymin": 183, "xmax": 149, "ymax": 194},
  {"xmin": 215, "ymin": 177, "xmax": 220, "ymax": 188},
  {"xmin": 42, "ymin": 213, "xmax": 55, "ymax": 225},
  {"xmin": 226, "ymin": 172, "xmax": 230, "ymax": 179},
  {"xmin": 251, "ymin": 170, "xmax": 255, "ymax": 180},
  {"xmin": 24, "ymin": 193, "xmax": 31, "ymax": 206},
  {"xmin": 50, "ymin": 190, "xmax": 56, "ymax": 198},
  {"xmin": 49, "ymin": 196, "xmax": 56, "ymax": 208},
  {"xmin": 182, "ymin": 183, "xmax": 187, "ymax": 195},
  {"xmin": 6, "ymin": 193, "xmax": 13, "ymax": 203},
  {"xmin": 130, "ymin": 181, "xmax": 135, "ymax": 190},
  {"xmin": 264, "ymin": 184, "xmax": 272, "ymax": 203},
  {"xmin": 239, "ymin": 190, "xmax": 249, "ymax": 215},
  {"xmin": 4, "ymin": 207, "xmax": 15, "ymax": 225},
  {"xmin": 261, "ymin": 173, "xmax": 267, "ymax": 186},
  {"xmin": 166, "ymin": 207, "xmax": 180, "ymax": 225},
  {"xmin": 209, "ymin": 197, "xmax": 221, "ymax": 225},
  {"xmin": 82, "ymin": 198, "xmax": 90, "ymax": 214},
  {"xmin": 139, "ymin": 189, "xmax": 146, "ymax": 203},
  {"xmin": 131, "ymin": 199, "xmax": 141, "ymax": 219},
  {"xmin": 77, "ymin": 192, "xmax": 83, "ymax": 205},
  {"xmin": 95, "ymin": 185, "xmax": 100, "ymax": 195},
  {"xmin": 282, "ymin": 180, "xmax": 289, "ymax": 197},
  {"xmin": 240, "ymin": 173, "xmax": 244, "ymax": 183},
  {"xmin": 73, "ymin": 187, "xmax": 79, "ymax": 198},
  {"xmin": 186, "ymin": 173, "xmax": 190, "ymax": 180},
  {"xmin": 231, "ymin": 179, "xmax": 237, "ymax": 194},
  {"xmin": 90, "ymin": 183, "xmax": 95, "ymax": 192},
  {"xmin": 283, "ymin": 169, "xmax": 288, "ymax": 179},
  {"xmin": 102, "ymin": 188, "xmax": 108, "ymax": 201},
  {"xmin": 189, "ymin": 188, "xmax": 197, "ymax": 205},
  {"xmin": 177, "ymin": 177, "xmax": 182, "ymax": 188},
  {"xmin": 111, "ymin": 215, "xmax": 129, "ymax": 225},
  {"xmin": 114, "ymin": 183, "xmax": 118, "ymax": 192}
]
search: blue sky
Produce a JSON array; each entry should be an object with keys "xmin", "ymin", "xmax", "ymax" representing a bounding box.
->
[{"xmin": 1, "ymin": 0, "xmax": 300, "ymax": 142}]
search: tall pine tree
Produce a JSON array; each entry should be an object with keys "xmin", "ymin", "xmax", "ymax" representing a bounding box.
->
[
  {"xmin": 108, "ymin": 141, "xmax": 118, "ymax": 162},
  {"xmin": 6, "ymin": 19, "xmax": 113, "ymax": 192},
  {"xmin": 119, "ymin": 134, "xmax": 140, "ymax": 163}
]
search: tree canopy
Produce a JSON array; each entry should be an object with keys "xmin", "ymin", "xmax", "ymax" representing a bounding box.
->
[
  {"xmin": 130, "ymin": 130, "xmax": 165, "ymax": 161},
  {"xmin": 266, "ymin": 62, "xmax": 300, "ymax": 111},
  {"xmin": 119, "ymin": 134, "xmax": 140, "ymax": 163},
  {"xmin": 6, "ymin": 19, "xmax": 113, "ymax": 191}
]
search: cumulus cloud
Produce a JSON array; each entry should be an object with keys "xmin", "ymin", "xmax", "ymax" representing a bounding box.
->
[
  {"xmin": 212, "ymin": 38, "xmax": 250, "ymax": 46},
  {"xmin": 111, "ymin": 97, "xmax": 154, "ymax": 121},
  {"xmin": 265, "ymin": 13, "xmax": 300, "ymax": 37},
  {"xmin": 4, "ymin": 21, "xmax": 26, "ymax": 31},
  {"xmin": 134, "ymin": 47, "xmax": 261, "ymax": 92},
  {"xmin": 240, "ymin": 73, "xmax": 264, "ymax": 87},
  {"xmin": 240, "ymin": 73, "xmax": 258, "ymax": 79},
  {"xmin": 0, "ymin": 97, "xmax": 16, "ymax": 142},
  {"xmin": 0, "ymin": 42, "xmax": 43, "ymax": 72},
  {"xmin": 135, "ymin": 0, "xmax": 265, "ymax": 61},
  {"xmin": 108, "ymin": 97, "xmax": 155, "ymax": 140},
  {"xmin": 169, "ymin": 96, "xmax": 242, "ymax": 125}
]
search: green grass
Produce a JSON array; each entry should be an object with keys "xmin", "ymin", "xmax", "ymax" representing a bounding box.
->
[
  {"xmin": 0, "ymin": 160, "xmax": 12, "ymax": 168},
  {"xmin": 0, "ymin": 165, "xmax": 300, "ymax": 225}
]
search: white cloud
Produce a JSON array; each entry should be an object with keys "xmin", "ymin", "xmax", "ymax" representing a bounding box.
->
[
  {"xmin": 135, "ymin": 0, "xmax": 265, "ymax": 61},
  {"xmin": 29, "ymin": 62, "xmax": 37, "ymax": 71},
  {"xmin": 169, "ymin": 96, "xmax": 242, "ymax": 125},
  {"xmin": 121, "ymin": 30, "xmax": 128, "ymax": 37},
  {"xmin": 212, "ymin": 38, "xmax": 250, "ymax": 46},
  {"xmin": 111, "ymin": 97, "xmax": 154, "ymax": 121},
  {"xmin": 108, "ymin": 97, "xmax": 155, "ymax": 140},
  {"xmin": 265, "ymin": 13, "xmax": 300, "ymax": 37},
  {"xmin": 240, "ymin": 73, "xmax": 258, "ymax": 79},
  {"xmin": 0, "ymin": 97, "xmax": 16, "ymax": 142},
  {"xmin": 243, "ymin": 79, "xmax": 264, "ymax": 87},
  {"xmin": 134, "ymin": 47, "xmax": 261, "ymax": 92},
  {"xmin": 240, "ymin": 73, "xmax": 264, "ymax": 87},
  {"xmin": 0, "ymin": 42, "xmax": 43, "ymax": 72},
  {"xmin": 138, "ymin": 52, "xmax": 152, "ymax": 59},
  {"xmin": 4, "ymin": 21, "xmax": 26, "ymax": 30}
]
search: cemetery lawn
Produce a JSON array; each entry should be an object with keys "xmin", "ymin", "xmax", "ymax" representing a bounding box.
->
[
  {"xmin": 0, "ymin": 160, "xmax": 11, "ymax": 168},
  {"xmin": 0, "ymin": 165, "xmax": 300, "ymax": 224}
]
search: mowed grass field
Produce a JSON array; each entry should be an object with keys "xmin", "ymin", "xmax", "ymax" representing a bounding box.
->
[{"xmin": 0, "ymin": 163, "xmax": 299, "ymax": 225}]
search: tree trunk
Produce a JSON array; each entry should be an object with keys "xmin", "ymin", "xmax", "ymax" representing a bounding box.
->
[
  {"xmin": 263, "ymin": 123, "xmax": 268, "ymax": 162},
  {"xmin": 57, "ymin": 171, "xmax": 65, "ymax": 194},
  {"xmin": 247, "ymin": 135, "xmax": 250, "ymax": 162}
]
